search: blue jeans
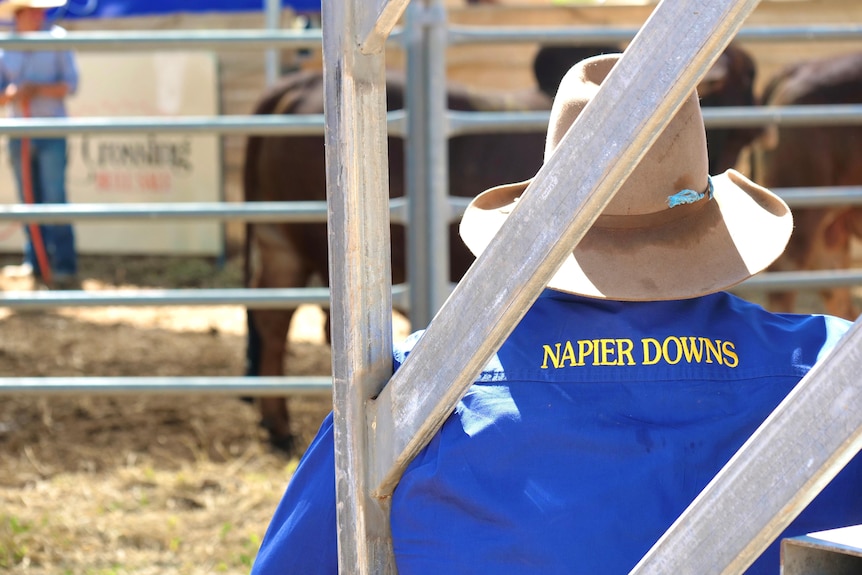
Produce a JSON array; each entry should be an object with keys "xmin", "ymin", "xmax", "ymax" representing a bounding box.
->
[{"xmin": 8, "ymin": 137, "xmax": 77, "ymax": 276}]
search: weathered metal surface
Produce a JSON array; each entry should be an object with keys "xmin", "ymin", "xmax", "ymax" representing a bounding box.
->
[
  {"xmin": 264, "ymin": 0, "xmax": 281, "ymax": 86},
  {"xmin": 359, "ymin": 0, "xmax": 411, "ymax": 55},
  {"xmin": 0, "ymin": 376, "xmax": 332, "ymax": 395},
  {"xmin": 323, "ymin": 0, "xmax": 401, "ymax": 571},
  {"xmin": 0, "ymin": 29, "xmax": 322, "ymax": 50},
  {"xmin": 0, "ymin": 287, "xmax": 331, "ymax": 308},
  {"xmin": 783, "ymin": 525, "xmax": 862, "ymax": 575},
  {"xmin": 405, "ymin": 0, "xmax": 451, "ymax": 328}
]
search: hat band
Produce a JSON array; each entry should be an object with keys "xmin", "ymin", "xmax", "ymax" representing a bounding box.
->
[
  {"xmin": 667, "ymin": 176, "xmax": 715, "ymax": 208},
  {"xmin": 593, "ymin": 179, "xmax": 713, "ymax": 230}
]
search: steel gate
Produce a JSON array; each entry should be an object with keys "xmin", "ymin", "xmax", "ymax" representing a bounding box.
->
[
  {"xmin": 0, "ymin": 0, "xmax": 861, "ymax": 572},
  {"xmin": 323, "ymin": 0, "xmax": 862, "ymax": 573},
  {"xmin": 2, "ymin": 9, "xmax": 862, "ymax": 393}
]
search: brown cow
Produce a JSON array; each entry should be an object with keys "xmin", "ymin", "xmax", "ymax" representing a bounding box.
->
[
  {"xmin": 532, "ymin": 43, "xmax": 759, "ymax": 175},
  {"xmin": 243, "ymin": 71, "xmax": 550, "ymax": 452},
  {"xmin": 245, "ymin": 46, "xmax": 761, "ymax": 453},
  {"xmin": 754, "ymin": 51, "xmax": 862, "ymax": 320}
]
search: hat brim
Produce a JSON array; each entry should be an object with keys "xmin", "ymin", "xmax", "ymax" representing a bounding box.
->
[
  {"xmin": 459, "ymin": 169, "xmax": 792, "ymax": 301},
  {"xmin": 0, "ymin": 0, "xmax": 65, "ymax": 19}
]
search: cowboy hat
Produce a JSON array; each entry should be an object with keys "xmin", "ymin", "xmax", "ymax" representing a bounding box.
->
[
  {"xmin": 459, "ymin": 53, "xmax": 792, "ymax": 301},
  {"xmin": 0, "ymin": 0, "xmax": 65, "ymax": 19}
]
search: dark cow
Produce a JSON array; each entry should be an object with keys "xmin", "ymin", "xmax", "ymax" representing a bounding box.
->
[
  {"xmin": 243, "ymin": 71, "xmax": 550, "ymax": 452},
  {"xmin": 244, "ymin": 45, "xmax": 761, "ymax": 453},
  {"xmin": 698, "ymin": 44, "xmax": 760, "ymax": 176},
  {"xmin": 532, "ymin": 45, "xmax": 621, "ymax": 98},
  {"xmin": 532, "ymin": 43, "xmax": 759, "ymax": 175},
  {"xmin": 753, "ymin": 51, "xmax": 862, "ymax": 320}
]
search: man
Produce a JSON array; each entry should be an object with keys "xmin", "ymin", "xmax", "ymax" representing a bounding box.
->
[
  {"xmin": 0, "ymin": 0, "xmax": 78, "ymax": 288},
  {"xmin": 250, "ymin": 54, "xmax": 862, "ymax": 574}
]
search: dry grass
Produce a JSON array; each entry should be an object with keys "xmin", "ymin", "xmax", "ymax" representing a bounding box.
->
[
  {"xmin": 0, "ymin": 255, "xmax": 336, "ymax": 574},
  {"xmin": 1, "ymin": 451, "xmax": 296, "ymax": 574}
]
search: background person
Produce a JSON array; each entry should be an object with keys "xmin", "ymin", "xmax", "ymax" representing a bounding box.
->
[
  {"xmin": 249, "ymin": 54, "xmax": 862, "ymax": 574},
  {"xmin": 0, "ymin": 0, "xmax": 78, "ymax": 288}
]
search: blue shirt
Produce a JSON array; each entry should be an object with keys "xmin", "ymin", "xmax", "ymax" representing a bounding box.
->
[
  {"xmin": 0, "ymin": 25, "xmax": 78, "ymax": 118},
  {"xmin": 251, "ymin": 290, "xmax": 862, "ymax": 574}
]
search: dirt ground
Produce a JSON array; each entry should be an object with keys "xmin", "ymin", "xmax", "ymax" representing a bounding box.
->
[
  {"xmin": 0, "ymin": 254, "xmax": 383, "ymax": 574},
  {"xmin": 0, "ymin": 252, "xmax": 857, "ymax": 574}
]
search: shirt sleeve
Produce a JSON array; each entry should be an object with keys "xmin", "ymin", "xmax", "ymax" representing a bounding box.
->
[
  {"xmin": 250, "ymin": 412, "xmax": 338, "ymax": 575},
  {"xmin": 816, "ymin": 314, "xmax": 853, "ymax": 363},
  {"xmin": 0, "ymin": 52, "xmax": 8, "ymax": 92},
  {"xmin": 57, "ymin": 50, "xmax": 79, "ymax": 95}
]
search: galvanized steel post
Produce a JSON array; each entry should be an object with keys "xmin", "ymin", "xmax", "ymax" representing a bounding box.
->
[
  {"xmin": 322, "ymin": 0, "xmax": 407, "ymax": 572},
  {"xmin": 264, "ymin": 0, "xmax": 282, "ymax": 85},
  {"xmin": 405, "ymin": 0, "xmax": 451, "ymax": 328}
]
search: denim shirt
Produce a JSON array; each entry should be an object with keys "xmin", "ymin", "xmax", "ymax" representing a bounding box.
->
[{"xmin": 0, "ymin": 24, "xmax": 78, "ymax": 118}]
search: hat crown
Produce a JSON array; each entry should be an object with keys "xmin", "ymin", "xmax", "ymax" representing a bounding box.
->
[
  {"xmin": 458, "ymin": 52, "xmax": 792, "ymax": 301},
  {"xmin": 545, "ymin": 54, "xmax": 709, "ymax": 218}
]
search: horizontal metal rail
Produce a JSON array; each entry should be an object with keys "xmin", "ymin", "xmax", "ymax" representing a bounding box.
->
[
  {"xmin": 0, "ymin": 198, "xmax": 409, "ymax": 224},
  {"xmin": 0, "ymin": 115, "xmax": 326, "ymax": 136},
  {"xmin": 737, "ymin": 24, "xmax": 862, "ymax": 42},
  {"xmin": 446, "ymin": 23, "xmax": 862, "ymax": 45},
  {"xmin": 0, "ymin": 284, "xmax": 411, "ymax": 310},
  {"xmin": 0, "ymin": 200, "xmax": 407, "ymax": 224},
  {"xmin": 2, "ymin": 187, "xmax": 859, "ymax": 224},
  {"xmin": 447, "ymin": 105, "xmax": 862, "ymax": 136},
  {"xmin": 703, "ymin": 105, "xmax": 862, "ymax": 128},
  {"xmin": 0, "ymin": 29, "xmax": 325, "ymax": 51},
  {"xmin": 734, "ymin": 269, "xmax": 862, "ymax": 291},
  {"xmin": 0, "ymin": 111, "xmax": 406, "ymax": 137},
  {"xmin": 0, "ymin": 287, "xmax": 330, "ymax": 308},
  {"xmin": 776, "ymin": 187, "xmax": 862, "ymax": 207},
  {"xmin": 1, "ymin": 24, "xmax": 857, "ymax": 52},
  {"xmin": 0, "ymin": 376, "xmax": 333, "ymax": 395},
  {"xmin": 0, "ymin": 201, "xmax": 331, "ymax": 223},
  {"xmin": 0, "ymin": 270, "xmax": 858, "ymax": 311},
  {"xmin": 0, "ymin": 104, "xmax": 856, "ymax": 139}
]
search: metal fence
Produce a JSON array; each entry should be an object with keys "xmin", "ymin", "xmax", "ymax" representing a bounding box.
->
[
  {"xmin": 325, "ymin": 0, "xmax": 862, "ymax": 572},
  {"xmin": 3, "ymin": 6, "xmax": 862, "ymax": 572},
  {"xmin": 0, "ymin": 13, "xmax": 861, "ymax": 396}
]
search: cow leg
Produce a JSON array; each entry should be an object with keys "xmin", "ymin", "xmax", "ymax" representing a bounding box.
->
[
  {"xmin": 246, "ymin": 223, "xmax": 313, "ymax": 454},
  {"xmin": 817, "ymin": 211, "xmax": 861, "ymax": 320},
  {"xmin": 249, "ymin": 307, "xmax": 297, "ymax": 453},
  {"xmin": 323, "ymin": 310, "xmax": 332, "ymax": 345}
]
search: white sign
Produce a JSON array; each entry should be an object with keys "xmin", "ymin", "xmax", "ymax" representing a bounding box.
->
[{"xmin": 0, "ymin": 51, "xmax": 222, "ymax": 255}]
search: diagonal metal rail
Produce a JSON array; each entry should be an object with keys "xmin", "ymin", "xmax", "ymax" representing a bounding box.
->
[{"xmin": 359, "ymin": 0, "xmax": 411, "ymax": 55}]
